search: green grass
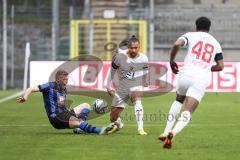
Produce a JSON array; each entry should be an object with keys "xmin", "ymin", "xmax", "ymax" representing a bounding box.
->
[
  {"xmin": 0, "ymin": 90, "xmax": 21, "ymax": 99},
  {"xmin": 0, "ymin": 92, "xmax": 240, "ymax": 160}
]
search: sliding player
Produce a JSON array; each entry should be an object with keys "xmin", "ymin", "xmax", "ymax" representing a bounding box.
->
[{"xmin": 17, "ymin": 70, "xmax": 113, "ymax": 135}]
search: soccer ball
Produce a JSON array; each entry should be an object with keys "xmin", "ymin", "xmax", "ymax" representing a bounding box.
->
[{"xmin": 93, "ymin": 99, "xmax": 108, "ymax": 114}]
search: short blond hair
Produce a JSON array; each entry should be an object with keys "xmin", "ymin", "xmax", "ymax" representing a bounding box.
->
[{"xmin": 55, "ymin": 70, "xmax": 68, "ymax": 80}]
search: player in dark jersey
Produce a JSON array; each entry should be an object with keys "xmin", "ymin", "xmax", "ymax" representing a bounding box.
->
[{"xmin": 17, "ymin": 70, "xmax": 113, "ymax": 135}]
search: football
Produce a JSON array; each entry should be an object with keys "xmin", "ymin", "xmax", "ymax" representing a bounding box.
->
[{"xmin": 93, "ymin": 99, "xmax": 108, "ymax": 114}]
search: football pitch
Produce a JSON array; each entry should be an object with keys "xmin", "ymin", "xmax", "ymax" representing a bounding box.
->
[{"xmin": 0, "ymin": 92, "xmax": 239, "ymax": 160}]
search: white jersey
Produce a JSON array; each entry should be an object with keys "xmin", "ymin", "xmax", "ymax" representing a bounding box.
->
[
  {"xmin": 178, "ymin": 32, "xmax": 222, "ymax": 83},
  {"xmin": 112, "ymin": 49, "xmax": 148, "ymax": 89}
]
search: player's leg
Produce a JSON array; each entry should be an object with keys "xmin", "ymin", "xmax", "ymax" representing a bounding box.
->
[
  {"xmin": 70, "ymin": 103, "xmax": 91, "ymax": 134},
  {"xmin": 107, "ymin": 91, "xmax": 127, "ymax": 134},
  {"xmin": 159, "ymin": 94, "xmax": 185, "ymax": 141},
  {"xmin": 163, "ymin": 83, "xmax": 205, "ymax": 148},
  {"xmin": 171, "ymin": 82, "xmax": 205, "ymax": 137},
  {"xmin": 163, "ymin": 97, "xmax": 198, "ymax": 149},
  {"xmin": 69, "ymin": 116, "xmax": 101, "ymax": 133},
  {"xmin": 69, "ymin": 116, "xmax": 114, "ymax": 135},
  {"xmin": 72, "ymin": 103, "xmax": 91, "ymax": 120},
  {"xmin": 51, "ymin": 109, "xmax": 112, "ymax": 135},
  {"xmin": 110, "ymin": 107, "xmax": 124, "ymax": 122},
  {"xmin": 107, "ymin": 106, "xmax": 124, "ymax": 134},
  {"xmin": 159, "ymin": 75, "xmax": 189, "ymax": 141},
  {"xmin": 131, "ymin": 89, "xmax": 147, "ymax": 135},
  {"xmin": 171, "ymin": 96, "xmax": 198, "ymax": 136}
]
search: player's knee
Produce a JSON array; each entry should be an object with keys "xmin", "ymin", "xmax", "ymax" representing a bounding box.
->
[
  {"xmin": 82, "ymin": 103, "xmax": 90, "ymax": 110},
  {"xmin": 73, "ymin": 103, "xmax": 90, "ymax": 116},
  {"xmin": 131, "ymin": 93, "xmax": 142, "ymax": 102},
  {"xmin": 78, "ymin": 107, "xmax": 90, "ymax": 121},
  {"xmin": 176, "ymin": 94, "xmax": 185, "ymax": 104}
]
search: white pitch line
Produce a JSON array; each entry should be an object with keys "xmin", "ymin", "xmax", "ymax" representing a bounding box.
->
[
  {"xmin": 0, "ymin": 91, "xmax": 24, "ymax": 104},
  {"xmin": 0, "ymin": 124, "xmax": 50, "ymax": 127},
  {"xmin": 0, "ymin": 123, "xmax": 239, "ymax": 127}
]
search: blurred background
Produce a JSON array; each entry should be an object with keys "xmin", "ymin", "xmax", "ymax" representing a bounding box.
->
[{"xmin": 0, "ymin": 0, "xmax": 240, "ymax": 89}]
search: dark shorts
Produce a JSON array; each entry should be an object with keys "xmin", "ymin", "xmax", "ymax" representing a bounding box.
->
[{"xmin": 49, "ymin": 110, "xmax": 76, "ymax": 129}]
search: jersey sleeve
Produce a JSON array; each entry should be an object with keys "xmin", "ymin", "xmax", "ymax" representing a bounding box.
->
[
  {"xmin": 111, "ymin": 54, "xmax": 120, "ymax": 69},
  {"xmin": 215, "ymin": 42, "xmax": 222, "ymax": 54},
  {"xmin": 143, "ymin": 55, "xmax": 149, "ymax": 70},
  {"xmin": 38, "ymin": 82, "xmax": 51, "ymax": 92},
  {"xmin": 178, "ymin": 32, "xmax": 190, "ymax": 47}
]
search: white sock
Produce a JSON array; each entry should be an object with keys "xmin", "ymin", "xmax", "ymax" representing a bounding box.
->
[
  {"xmin": 172, "ymin": 111, "xmax": 191, "ymax": 136},
  {"xmin": 163, "ymin": 101, "xmax": 182, "ymax": 135},
  {"xmin": 134, "ymin": 100, "xmax": 144, "ymax": 130}
]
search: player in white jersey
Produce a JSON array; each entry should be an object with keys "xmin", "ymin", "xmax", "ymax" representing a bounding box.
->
[
  {"xmin": 158, "ymin": 17, "xmax": 224, "ymax": 148},
  {"xmin": 106, "ymin": 36, "xmax": 149, "ymax": 135}
]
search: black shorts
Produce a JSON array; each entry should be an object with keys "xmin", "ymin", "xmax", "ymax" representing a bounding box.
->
[{"xmin": 49, "ymin": 110, "xmax": 76, "ymax": 129}]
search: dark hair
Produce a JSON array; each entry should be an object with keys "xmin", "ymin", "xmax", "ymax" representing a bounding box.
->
[
  {"xmin": 119, "ymin": 39, "xmax": 129, "ymax": 49},
  {"xmin": 55, "ymin": 70, "xmax": 68, "ymax": 80},
  {"xmin": 195, "ymin": 17, "xmax": 211, "ymax": 32},
  {"xmin": 128, "ymin": 35, "xmax": 140, "ymax": 45}
]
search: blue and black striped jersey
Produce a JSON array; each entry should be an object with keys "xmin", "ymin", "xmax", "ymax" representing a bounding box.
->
[{"xmin": 38, "ymin": 82, "xmax": 67, "ymax": 118}]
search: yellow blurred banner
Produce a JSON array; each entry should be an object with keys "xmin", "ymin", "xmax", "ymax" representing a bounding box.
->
[{"xmin": 70, "ymin": 20, "xmax": 147, "ymax": 60}]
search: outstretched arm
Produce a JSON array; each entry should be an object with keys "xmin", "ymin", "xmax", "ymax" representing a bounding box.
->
[{"xmin": 16, "ymin": 86, "xmax": 40, "ymax": 103}]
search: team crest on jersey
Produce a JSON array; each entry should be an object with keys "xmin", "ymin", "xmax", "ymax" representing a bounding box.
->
[
  {"xmin": 129, "ymin": 62, "xmax": 134, "ymax": 71},
  {"xmin": 129, "ymin": 65, "xmax": 134, "ymax": 71},
  {"xmin": 57, "ymin": 96, "xmax": 65, "ymax": 106}
]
